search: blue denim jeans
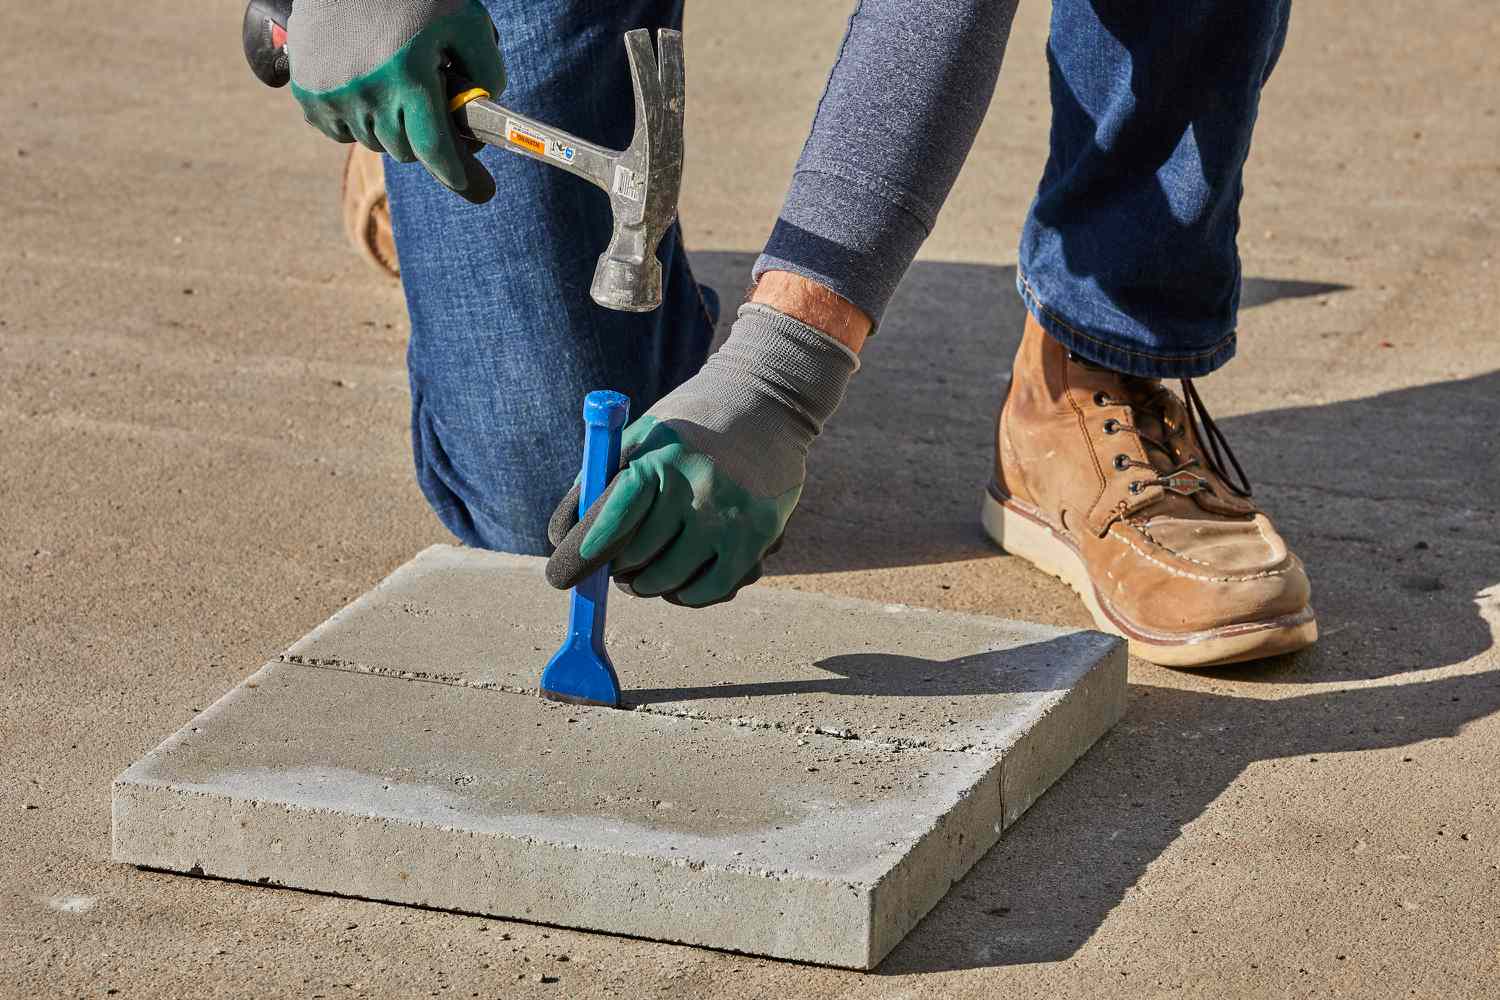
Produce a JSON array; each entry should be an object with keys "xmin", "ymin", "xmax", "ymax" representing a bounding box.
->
[
  {"xmin": 1019, "ymin": 0, "xmax": 1293, "ymax": 377},
  {"xmin": 386, "ymin": 0, "xmax": 717, "ymax": 554},
  {"xmin": 388, "ymin": 0, "xmax": 1290, "ymax": 553}
]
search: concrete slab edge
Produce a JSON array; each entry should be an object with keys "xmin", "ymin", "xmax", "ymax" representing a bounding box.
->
[
  {"xmin": 110, "ymin": 772, "xmax": 887, "ymax": 967},
  {"xmin": 110, "ymin": 662, "xmax": 1008, "ymax": 969},
  {"xmin": 864, "ymin": 756, "xmax": 1005, "ymax": 966},
  {"xmin": 1000, "ymin": 640, "xmax": 1128, "ymax": 828},
  {"xmin": 864, "ymin": 637, "xmax": 1126, "ymax": 964}
]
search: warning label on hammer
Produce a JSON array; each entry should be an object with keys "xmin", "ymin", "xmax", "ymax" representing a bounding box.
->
[
  {"xmin": 613, "ymin": 165, "xmax": 643, "ymax": 202},
  {"xmin": 504, "ymin": 119, "xmax": 547, "ymax": 157}
]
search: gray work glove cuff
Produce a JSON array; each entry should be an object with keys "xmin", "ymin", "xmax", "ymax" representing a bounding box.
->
[{"xmin": 721, "ymin": 302, "xmax": 861, "ymax": 440}]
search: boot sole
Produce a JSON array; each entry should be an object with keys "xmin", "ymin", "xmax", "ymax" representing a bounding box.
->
[{"xmin": 981, "ymin": 489, "xmax": 1318, "ymax": 668}]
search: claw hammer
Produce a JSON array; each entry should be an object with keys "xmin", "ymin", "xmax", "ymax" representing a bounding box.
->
[{"xmin": 242, "ymin": 0, "xmax": 686, "ymax": 312}]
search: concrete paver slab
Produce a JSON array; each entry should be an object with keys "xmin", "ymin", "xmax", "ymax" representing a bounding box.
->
[
  {"xmin": 281, "ymin": 545, "xmax": 1123, "ymax": 756},
  {"xmin": 112, "ymin": 546, "xmax": 1124, "ymax": 968}
]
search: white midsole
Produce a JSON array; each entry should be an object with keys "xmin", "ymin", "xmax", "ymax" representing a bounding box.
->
[{"xmin": 980, "ymin": 490, "xmax": 1317, "ymax": 667}]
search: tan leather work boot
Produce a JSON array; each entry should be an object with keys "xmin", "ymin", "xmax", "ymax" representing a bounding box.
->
[
  {"xmin": 983, "ymin": 315, "xmax": 1317, "ymax": 667},
  {"xmin": 341, "ymin": 146, "xmax": 399, "ymax": 279}
]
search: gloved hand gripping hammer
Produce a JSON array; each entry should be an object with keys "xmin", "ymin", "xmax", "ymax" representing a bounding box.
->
[{"xmin": 242, "ymin": 0, "xmax": 685, "ymax": 312}]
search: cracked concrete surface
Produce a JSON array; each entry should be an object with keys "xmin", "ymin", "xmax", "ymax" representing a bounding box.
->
[
  {"xmin": 277, "ymin": 546, "xmax": 1123, "ymax": 753},
  {"xmin": 3, "ymin": 0, "xmax": 1498, "ymax": 996}
]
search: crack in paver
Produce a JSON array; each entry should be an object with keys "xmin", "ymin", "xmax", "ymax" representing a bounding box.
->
[{"xmin": 277, "ymin": 652, "xmax": 965, "ymax": 753}]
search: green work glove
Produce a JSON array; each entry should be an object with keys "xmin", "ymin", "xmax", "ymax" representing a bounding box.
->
[
  {"xmin": 287, "ymin": 0, "xmax": 506, "ymax": 203},
  {"xmin": 546, "ymin": 304, "xmax": 860, "ymax": 608}
]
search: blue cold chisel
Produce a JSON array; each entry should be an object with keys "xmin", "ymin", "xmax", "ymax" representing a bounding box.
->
[{"xmin": 539, "ymin": 390, "xmax": 630, "ymax": 707}]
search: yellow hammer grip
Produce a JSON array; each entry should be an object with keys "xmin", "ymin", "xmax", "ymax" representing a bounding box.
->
[{"xmin": 448, "ymin": 87, "xmax": 490, "ymax": 112}]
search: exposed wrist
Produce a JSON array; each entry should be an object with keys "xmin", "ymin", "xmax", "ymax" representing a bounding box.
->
[
  {"xmin": 749, "ymin": 270, "xmax": 871, "ymax": 354},
  {"xmin": 722, "ymin": 303, "xmax": 859, "ymax": 435}
]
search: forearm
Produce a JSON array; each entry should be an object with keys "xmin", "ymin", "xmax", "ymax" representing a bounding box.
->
[
  {"xmin": 752, "ymin": 270, "xmax": 871, "ymax": 353},
  {"xmin": 753, "ymin": 0, "xmax": 1019, "ymax": 328}
]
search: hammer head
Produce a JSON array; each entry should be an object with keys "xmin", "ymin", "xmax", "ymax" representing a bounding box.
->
[{"xmin": 590, "ymin": 29, "xmax": 685, "ymax": 313}]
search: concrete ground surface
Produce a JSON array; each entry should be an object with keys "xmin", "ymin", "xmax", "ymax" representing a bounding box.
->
[{"xmin": 2, "ymin": 0, "xmax": 1497, "ymax": 996}]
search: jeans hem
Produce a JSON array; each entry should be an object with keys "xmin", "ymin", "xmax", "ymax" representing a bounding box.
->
[{"xmin": 1016, "ymin": 272, "xmax": 1237, "ymax": 379}]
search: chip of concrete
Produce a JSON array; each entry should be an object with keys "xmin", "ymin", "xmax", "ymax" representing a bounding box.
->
[{"xmin": 112, "ymin": 545, "xmax": 1125, "ymax": 969}]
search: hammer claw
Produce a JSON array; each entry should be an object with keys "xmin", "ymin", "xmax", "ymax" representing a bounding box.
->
[
  {"xmin": 621, "ymin": 29, "xmax": 665, "ymax": 115},
  {"xmin": 656, "ymin": 29, "xmax": 686, "ymax": 107}
]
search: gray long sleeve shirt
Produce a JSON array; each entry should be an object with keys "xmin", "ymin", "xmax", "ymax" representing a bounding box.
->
[{"xmin": 753, "ymin": 0, "xmax": 1020, "ymax": 325}]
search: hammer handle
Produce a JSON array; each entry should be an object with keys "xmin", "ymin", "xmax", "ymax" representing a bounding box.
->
[
  {"xmin": 455, "ymin": 101, "xmax": 635, "ymax": 208},
  {"xmin": 242, "ymin": 0, "xmax": 294, "ymax": 88},
  {"xmin": 240, "ymin": 1, "xmax": 629, "ymax": 201}
]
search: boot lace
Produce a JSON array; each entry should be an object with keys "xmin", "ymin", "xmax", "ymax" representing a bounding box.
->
[{"xmin": 1093, "ymin": 376, "xmax": 1252, "ymax": 500}]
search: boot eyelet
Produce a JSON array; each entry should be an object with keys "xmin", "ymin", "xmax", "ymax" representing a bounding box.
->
[
  {"xmin": 1103, "ymin": 418, "xmax": 1120, "ymax": 434},
  {"xmin": 1093, "ymin": 391, "xmax": 1111, "ymax": 407},
  {"xmin": 1128, "ymin": 481, "xmax": 1143, "ymax": 495},
  {"xmin": 1114, "ymin": 454, "xmax": 1130, "ymax": 471}
]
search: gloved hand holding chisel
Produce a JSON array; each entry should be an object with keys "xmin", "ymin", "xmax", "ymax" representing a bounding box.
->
[
  {"xmin": 286, "ymin": 0, "xmax": 506, "ymax": 202},
  {"xmin": 544, "ymin": 297, "xmax": 861, "ymax": 608}
]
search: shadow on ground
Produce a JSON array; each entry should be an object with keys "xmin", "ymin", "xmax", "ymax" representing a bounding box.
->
[
  {"xmin": 879, "ymin": 662, "xmax": 1500, "ymax": 972},
  {"xmin": 689, "ymin": 251, "xmax": 1500, "ymax": 971},
  {"xmin": 628, "ymin": 632, "xmax": 1105, "ymax": 705}
]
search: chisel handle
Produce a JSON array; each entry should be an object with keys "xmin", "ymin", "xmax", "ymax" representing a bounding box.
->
[
  {"xmin": 568, "ymin": 391, "xmax": 631, "ymax": 655},
  {"xmin": 539, "ymin": 391, "xmax": 630, "ymax": 708}
]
